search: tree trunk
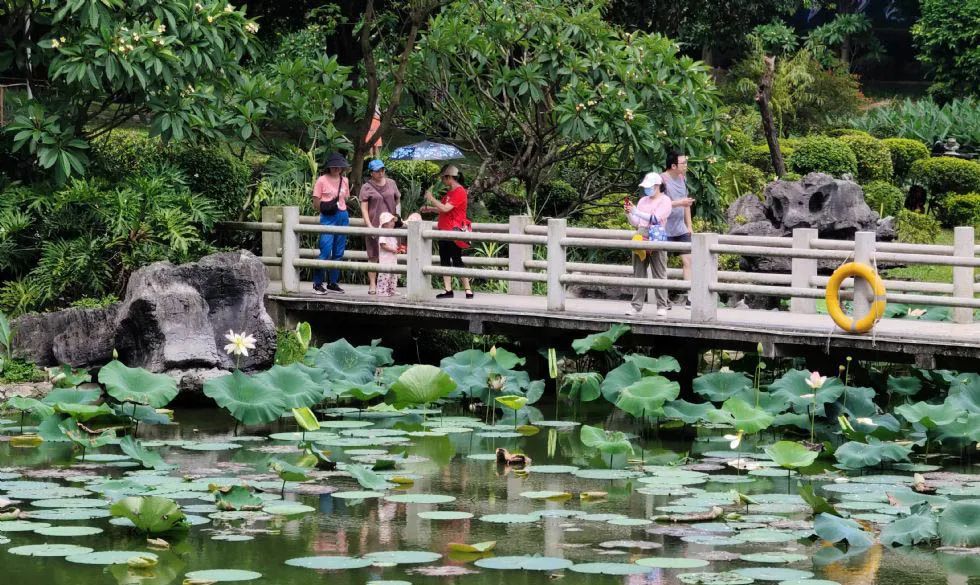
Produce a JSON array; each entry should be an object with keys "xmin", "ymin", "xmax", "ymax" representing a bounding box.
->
[{"xmin": 755, "ymin": 55, "xmax": 786, "ymax": 177}]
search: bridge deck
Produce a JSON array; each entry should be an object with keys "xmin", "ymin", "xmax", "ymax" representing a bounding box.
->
[{"xmin": 266, "ymin": 281, "xmax": 980, "ymax": 367}]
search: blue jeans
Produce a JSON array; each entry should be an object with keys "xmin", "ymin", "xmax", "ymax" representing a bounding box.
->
[{"xmin": 313, "ymin": 210, "xmax": 349, "ymax": 286}]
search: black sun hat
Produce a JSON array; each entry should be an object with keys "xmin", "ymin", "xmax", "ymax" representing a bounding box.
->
[{"xmin": 325, "ymin": 152, "xmax": 350, "ymax": 169}]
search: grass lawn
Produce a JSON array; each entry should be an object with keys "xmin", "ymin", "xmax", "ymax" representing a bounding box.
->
[{"xmin": 882, "ymin": 228, "xmax": 956, "ymax": 283}]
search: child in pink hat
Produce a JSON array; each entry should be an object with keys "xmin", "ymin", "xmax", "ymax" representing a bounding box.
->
[{"xmin": 377, "ymin": 212, "xmax": 400, "ymax": 296}]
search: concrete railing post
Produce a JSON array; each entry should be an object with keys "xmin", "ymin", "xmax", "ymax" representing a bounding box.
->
[
  {"xmin": 853, "ymin": 231, "xmax": 876, "ymax": 319},
  {"xmin": 546, "ymin": 218, "xmax": 567, "ymax": 311},
  {"xmin": 790, "ymin": 228, "xmax": 818, "ymax": 314},
  {"xmin": 262, "ymin": 206, "xmax": 283, "ymax": 282},
  {"xmin": 407, "ymin": 219, "xmax": 433, "ymax": 301},
  {"xmin": 690, "ymin": 233, "xmax": 718, "ymax": 322},
  {"xmin": 280, "ymin": 206, "xmax": 300, "ymax": 293},
  {"xmin": 508, "ymin": 215, "xmax": 532, "ymax": 296},
  {"xmin": 953, "ymin": 226, "xmax": 975, "ymax": 324}
]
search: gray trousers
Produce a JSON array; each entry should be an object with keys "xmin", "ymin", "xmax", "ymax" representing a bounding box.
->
[{"xmin": 631, "ymin": 250, "xmax": 669, "ymax": 310}]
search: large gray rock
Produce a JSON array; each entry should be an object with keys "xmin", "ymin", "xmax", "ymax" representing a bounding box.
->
[{"xmin": 10, "ymin": 251, "xmax": 275, "ymax": 386}]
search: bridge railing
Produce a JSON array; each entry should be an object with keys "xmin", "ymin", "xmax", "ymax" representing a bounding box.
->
[{"xmin": 223, "ymin": 206, "xmax": 978, "ymax": 325}]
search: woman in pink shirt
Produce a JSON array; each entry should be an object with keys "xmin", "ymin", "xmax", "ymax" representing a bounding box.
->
[
  {"xmin": 311, "ymin": 152, "xmax": 355, "ymax": 295},
  {"xmin": 624, "ymin": 172, "xmax": 672, "ymax": 317}
]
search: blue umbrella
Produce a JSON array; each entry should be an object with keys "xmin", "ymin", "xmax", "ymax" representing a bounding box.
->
[{"xmin": 389, "ymin": 140, "xmax": 464, "ymax": 161}]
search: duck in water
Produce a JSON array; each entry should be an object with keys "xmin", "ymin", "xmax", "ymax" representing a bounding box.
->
[{"xmin": 495, "ymin": 448, "xmax": 531, "ymax": 467}]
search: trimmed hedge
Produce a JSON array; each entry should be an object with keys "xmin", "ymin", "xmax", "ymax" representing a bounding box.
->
[
  {"xmin": 90, "ymin": 129, "xmax": 166, "ymax": 179},
  {"xmin": 938, "ymin": 193, "xmax": 980, "ymax": 228},
  {"xmin": 896, "ymin": 210, "xmax": 942, "ymax": 244},
  {"xmin": 862, "ymin": 180, "xmax": 905, "ymax": 217},
  {"xmin": 881, "ymin": 138, "xmax": 930, "ymax": 180},
  {"xmin": 826, "ymin": 128, "xmax": 873, "ymax": 138},
  {"xmin": 839, "ymin": 134, "xmax": 893, "ymax": 183},
  {"xmin": 789, "ymin": 136, "xmax": 858, "ymax": 177},
  {"xmin": 744, "ymin": 144, "xmax": 795, "ymax": 175},
  {"xmin": 716, "ymin": 161, "xmax": 766, "ymax": 206},
  {"xmin": 909, "ymin": 157, "xmax": 980, "ymax": 198}
]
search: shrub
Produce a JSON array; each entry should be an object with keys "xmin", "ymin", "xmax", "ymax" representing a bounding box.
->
[
  {"xmin": 716, "ymin": 162, "xmax": 767, "ymax": 207},
  {"xmin": 826, "ymin": 128, "xmax": 872, "ymax": 138},
  {"xmin": 169, "ymin": 145, "xmax": 251, "ymax": 221},
  {"xmin": 881, "ymin": 138, "xmax": 930, "ymax": 180},
  {"xmin": 69, "ymin": 295, "xmax": 120, "ymax": 310},
  {"xmin": 789, "ymin": 136, "xmax": 858, "ymax": 177},
  {"xmin": 862, "ymin": 180, "xmax": 905, "ymax": 217},
  {"xmin": 274, "ymin": 328, "xmax": 306, "ymax": 366},
  {"xmin": 384, "ymin": 160, "xmax": 441, "ymax": 216},
  {"xmin": 90, "ymin": 129, "xmax": 167, "ymax": 180},
  {"xmin": 938, "ymin": 193, "xmax": 980, "ymax": 228},
  {"xmin": 781, "ymin": 172, "xmax": 802, "ymax": 181},
  {"xmin": 912, "ymin": 0, "xmax": 980, "ymax": 101},
  {"xmin": 909, "ymin": 157, "xmax": 980, "ymax": 199},
  {"xmin": 724, "ymin": 130, "xmax": 753, "ymax": 161},
  {"xmin": 896, "ymin": 210, "xmax": 942, "ymax": 244},
  {"xmin": 839, "ymin": 134, "xmax": 893, "ymax": 182},
  {"xmin": 745, "ymin": 144, "xmax": 795, "ymax": 175},
  {"xmin": 0, "ymin": 359, "xmax": 46, "ymax": 384}
]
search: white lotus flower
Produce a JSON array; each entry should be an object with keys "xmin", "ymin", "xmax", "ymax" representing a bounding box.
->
[
  {"xmin": 805, "ymin": 371, "xmax": 827, "ymax": 390},
  {"xmin": 224, "ymin": 330, "xmax": 256, "ymax": 357},
  {"xmin": 855, "ymin": 417, "xmax": 876, "ymax": 426},
  {"xmin": 907, "ymin": 308, "xmax": 927, "ymax": 317},
  {"xmin": 724, "ymin": 431, "xmax": 744, "ymax": 449}
]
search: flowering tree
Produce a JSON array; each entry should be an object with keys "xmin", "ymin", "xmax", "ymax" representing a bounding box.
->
[{"xmin": 407, "ymin": 0, "xmax": 727, "ymax": 217}]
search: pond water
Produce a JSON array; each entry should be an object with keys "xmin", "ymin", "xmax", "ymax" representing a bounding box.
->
[{"xmin": 0, "ymin": 405, "xmax": 974, "ymax": 585}]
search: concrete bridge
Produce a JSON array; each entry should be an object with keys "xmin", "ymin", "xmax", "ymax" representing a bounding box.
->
[{"xmin": 225, "ymin": 208, "xmax": 980, "ymax": 370}]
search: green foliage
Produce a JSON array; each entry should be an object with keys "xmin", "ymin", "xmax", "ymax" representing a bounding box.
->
[
  {"xmin": 716, "ymin": 161, "xmax": 767, "ymax": 206},
  {"xmin": 110, "ymin": 496, "xmax": 187, "ymax": 534},
  {"xmin": 847, "ymin": 99, "xmax": 980, "ymax": 149},
  {"xmin": 838, "ymin": 134, "xmax": 893, "ymax": 183},
  {"xmin": 910, "ymin": 157, "xmax": 980, "ymax": 199},
  {"xmin": 203, "ymin": 370, "xmax": 289, "ymax": 426},
  {"xmin": 0, "ymin": 359, "xmax": 46, "ymax": 384},
  {"xmin": 274, "ymin": 328, "xmax": 306, "ymax": 366},
  {"xmin": 789, "ymin": 136, "xmax": 858, "ymax": 177},
  {"xmin": 863, "ymin": 181, "xmax": 906, "ymax": 217},
  {"xmin": 384, "ymin": 160, "xmax": 440, "ymax": 216},
  {"xmin": 168, "ymin": 145, "xmax": 250, "ymax": 221},
  {"xmin": 813, "ymin": 512, "xmax": 874, "ymax": 549},
  {"xmin": 881, "ymin": 138, "xmax": 930, "ymax": 180},
  {"xmin": 580, "ymin": 424, "xmax": 633, "ymax": 456},
  {"xmin": 895, "ymin": 210, "xmax": 942, "ymax": 244},
  {"xmin": 572, "ymin": 324, "xmax": 630, "ymax": 355},
  {"xmin": 0, "ymin": 310, "xmax": 11, "ymax": 360},
  {"xmin": 723, "ymin": 130, "xmax": 753, "ymax": 161},
  {"xmin": 743, "ymin": 143, "xmax": 795, "ymax": 175},
  {"xmin": 765, "ymin": 441, "xmax": 819, "ymax": 470},
  {"xmin": 912, "ymin": 0, "xmax": 980, "ymax": 101},
  {"xmin": 69, "ymin": 295, "xmax": 120, "ymax": 310},
  {"xmin": 389, "ymin": 365, "xmax": 457, "ymax": 408},
  {"xmin": 938, "ymin": 193, "xmax": 980, "ymax": 228},
  {"xmin": 98, "ymin": 360, "xmax": 178, "ymax": 408}
]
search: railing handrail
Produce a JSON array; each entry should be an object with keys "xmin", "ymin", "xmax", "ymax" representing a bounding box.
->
[{"xmin": 224, "ymin": 207, "xmax": 978, "ymax": 325}]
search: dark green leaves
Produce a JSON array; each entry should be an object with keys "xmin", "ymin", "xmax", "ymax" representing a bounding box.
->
[
  {"xmin": 572, "ymin": 324, "xmax": 630, "ymax": 354},
  {"xmin": 98, "ymin": 360, "xmax": 178, "ymax": 408}
]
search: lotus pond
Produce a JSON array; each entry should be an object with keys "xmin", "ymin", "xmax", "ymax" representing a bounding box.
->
[{"xmin": 3, "ymin": 325, "xmax": 980, "ymax": 585}]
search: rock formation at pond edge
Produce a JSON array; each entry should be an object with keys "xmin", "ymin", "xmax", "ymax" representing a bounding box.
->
[
  {"xmin": 726, "ymin": 172, "xmax": 896, "ymax": 273},
  {"xmin": 11, "ymin": 251, "xmax": 276, "ymax": 392}
]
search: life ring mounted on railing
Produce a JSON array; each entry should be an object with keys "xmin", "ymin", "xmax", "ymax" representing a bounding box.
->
[{"xmin": 825, "ymin": 262, "xmax": 887, "ymax": 334}]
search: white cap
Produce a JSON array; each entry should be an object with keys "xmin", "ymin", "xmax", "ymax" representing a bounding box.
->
[{"xmin": 639, "ymin": 172, "xmax": 663, "ymax": 188}]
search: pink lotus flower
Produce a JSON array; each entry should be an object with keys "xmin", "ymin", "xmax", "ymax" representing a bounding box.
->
[{"xmin": 805, "ymin": 371, "xmax": 827, "ymax": 390}]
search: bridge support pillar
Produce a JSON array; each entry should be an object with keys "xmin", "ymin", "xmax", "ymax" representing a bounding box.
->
[
  {"xmin": 280, "ymin": 206, "xmax": 300, "ymax": 293},
  {"xmin": 790, "ymin": 228, "xmax": 818, "ymax": 314},
  {"xmin": 262, "ymin": 206, "xmax": 283, "ymax": 281},
  {"xmin": 508, "ymin": 215, "xmax": 533, "ymax": 296},
  {"xmin": 546, "ymin": 219, "xmax": 567, "ymax": 311},
  {"xmin": 953, "ymin": 226, "xmax": 975, "ymax": 324},
  {"xmin": 690, "ymin": 233, "xmax": 718, "ymax": 322},
  {"xmin": 407, "ymin": 219, "xmax": 433, "ymax": 301},
  {"xmin": 853, "ymin": 231, "xmax": 876, "ymax": 319}
]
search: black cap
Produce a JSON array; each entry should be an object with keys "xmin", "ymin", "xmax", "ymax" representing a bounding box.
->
[{"xmin": 325, "ymin": 152, "xmax": 350, "ymax": 169}]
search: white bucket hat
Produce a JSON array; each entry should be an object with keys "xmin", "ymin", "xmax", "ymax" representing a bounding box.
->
[{"xmin": 639, "ymin": 172, "xmax": 663, "ymax": 188}]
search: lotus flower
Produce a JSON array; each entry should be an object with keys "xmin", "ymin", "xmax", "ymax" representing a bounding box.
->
[
  {"xmin": 805, "ymin": 371, "xmax": 827, "ymax": 390},
  {"xmin": 907, "ymin": 308, "xmax": 926, "ymax": 317},
  {"xmin": 224, "ymin": 330, "xmax": 256, "ymax": 357},
  {"xmin": 724, "ymin": 431, "xmax": 744, "ymax": 449},
  {"xmin": 855, "ymin": 417, "xmax": 876, "ymax": 426}
]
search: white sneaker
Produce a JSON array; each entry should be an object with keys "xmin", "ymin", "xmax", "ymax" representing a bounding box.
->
[
  {"xmin": 626, "ymin": 307, "xmax": 643, "ymax": 316},
  {"xmin": 656, "ymin": 308, "xmax": 667, "ymax": 317}
]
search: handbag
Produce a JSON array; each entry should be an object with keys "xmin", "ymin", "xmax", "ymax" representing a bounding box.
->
[
  {"xmin": 647, "ymin": 215, "xmax": 668, "ymax": 242},
  {"xmin": 452, "ymin": 218, "xmax": 472, "ymax": 249},
  {"xmin": 319, "ymin": 177, "xmax": 343, "ymax": 215}
]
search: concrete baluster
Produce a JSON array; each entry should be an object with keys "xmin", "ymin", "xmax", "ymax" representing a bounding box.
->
[
  {"xmin": 262, "ymin": 206, "xmax": 283, "ymax": 281},
  {"xmin": 953, "ymin": 226, "xmax": 975, "ymax": 324},
  {"xmin": 280, "ymin": 206, "xmax": 300, "ymax": 293},
  {"xmin": 790, "ymin": 228, "xmax": 818, "ymax": 314},
  {"xmin": 853, "ymin": 231, "xmax": 876, "ymax": 318},
  {"xmin": 407, "ymin": 219, "xmax": 433, "ymax": 301},
  {"xmin": 689, "ymin": 233, "xmax": 718, "ymax": 322},
  {"xmin": 546, "ymin": 218, "xmax": 567, "ymax": 311},
  {"xmin": 508, "ymin": 215, "xmax": 532, "ymax": 296}
]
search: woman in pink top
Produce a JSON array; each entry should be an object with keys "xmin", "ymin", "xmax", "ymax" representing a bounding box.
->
[
  {"xmin": 311, "ymin": 152, "xmax": 355, "ymax": 295},
  {"xmin": 624, "ymin": 172, "xmax": 672, "ymax": 317}
]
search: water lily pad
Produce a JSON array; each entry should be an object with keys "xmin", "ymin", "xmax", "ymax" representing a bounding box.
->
[
  {"xmin": 0, "ymin": 520, "xmax": 50, "ymax": 532},
  {"xmin": 181, "ymin": 442, "xmax": 242, "ymax": 451},
  {"xmin": 609, "ymin": 517, "xmax": 653, "ymax": 526},
  {"xmin": 779, "ymin": 581, "xmax": 840, "ymax": 585},
  {"xmin": 34, "ymin": 525, "xmax": 103, "ymax": 537},
  {"xmin": 184, "ymin": 569, "xmax": 263, "ymax": 582},
  {"xmin": 740, "ymin": 553, "xmax": 808, "ymax": 564},
  {"xmin": 733, "ymin": 568, "xmax": 814, "ymax": 581},
  {"xmin": 735, "ymin": 529, "xmax": 801, "ymax": 543},
  {"xmin": 212, "ymin": 534, "xmax": 254, "ymax": 542},
  {"xmin": 74, "ymin": 453, "xmax": 132, "ymax": 463},
  {"xmin": 332, "ymin": 491, "xmax": 385, "ymax": 499},
  {"xmin": 285, "ymin": 556, "xmax": 374, "ymax": 570},
  {"xmin": 570, "ymin": 562, "xmax": 650, "ymax": 575},
  {"xmin": 573, "ymin": 469, "xmax": 643, "ymax": 480},
  {"xmin": 27, "ymin": 509, "xmax": 110, "ymax": 520},
  {"xmin": 527, "ymin": 465, "xmax": 579, "ymax": 474},
  {"xmin": 682, "ymin": 535, "xmax": 743, "ymax": 546},
  {"xmin": 264, "ymin": 503, "xmax": 315, "ymax": 515},
  {"xmin": 384, "ymin": 494, "xmax": 455, "ymax": 504},
  {"xmin": 708, "ymin": 475, "xmax": 756, "ymax": 484},
  {"xmin": 479, "ymin": 513, "xmax": 538, "ymax": 524},
  {"xmin": 599, "ymin": 540, "xmax": 662, "ymax": 550},
  {"xmin": 66, "ymin": 550, "xmax": 159, "ymax": 565},
  {"xmin": 475, "ymin": 556, "xmax": 574, "ymax": 571},
  {"xmin": 520, "ymin": 490, "xmax": 571, "ymax": 500},
  {"xmin": 418, "ymin": 511, "xmax": 473, "ymax": 520},
  {"xmin": 9, "ymin": 544, "xmax": 95, "ymax": 557},
  {"xmin": 363, "ymin": 551, "xmax": 442, "ymax": 564},
  {"xmin": 32, "ymin": 497, "xmax": 108, "ymax": 508},
  {"xmin": 531, "ymin": 509, "xmax": 585, "ymax": 519},
  {"xmin": 466, "ymin": 453, "xmax": 499, "ymax": 461},
  {"xmin": 678, "ymin": 572, "xmax": 755, "ymax": 585},
  {"xmin": 636, "ymin": 558, "xmax": 710, "ymax": 569},
  {"xmin": 477, "ymin": 431, "xmax": 522, "ymax": 439}
]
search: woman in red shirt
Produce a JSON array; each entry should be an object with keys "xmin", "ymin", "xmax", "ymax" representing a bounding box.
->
[{"xmin": 422, "ymin": 164, "xmax": 473, "ymax": 299}]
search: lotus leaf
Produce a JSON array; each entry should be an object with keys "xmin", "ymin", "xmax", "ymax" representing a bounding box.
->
[
  {"xmin": 635, "ymin": 557, "xmax": 709, "ymax": 569},
  {"xmin": 570, "ymin": 562, "xmax": 650, "ymax": 575},
  {"xmin": 572, "ymin": 324, "xmax": 630, "ymax": 354},
  {"xmin": 119, "ymin": 436, "xmax": 174, "ymax": 470},
  {"xmin": 291, "ymin": 407, "xmax": 320, "ymax": 432},
  {"xmin": 252, "ymin": 364, "xmax": 322, "ymax": 409},
  {"xmin": 269, "ymin": 458, "xmax": 313, "ymax": 484},
  {"xmin": 733, "ymin": 567, "xmax": 814, "ymax": 581},
  {"xmin": 214, "ymin": 485, "xmax": 263, "ymax": 511},
  {"xmin": 677, "ymin": 572, "xmax": 754, "ymax": 585},
  {"xmin": 663, "ymin": 400, "xmax": 719, "ymax": 424},
  {"xmin": 204, "ymin": 371, "xmax": 288, "ymax": 425},
  {"xmin": 614, "ymin": 375, "xmax": 680, "ymax": 417},
  {"xmin": 335, "ymin": 382, "xmax": 388, "ymax": 402},
  {"xmin": 939, "ymin": 501, "xmax": 980, "ymax": 547},
  {"xmin": 580, "ymin": 424, "xmax": 633, "ymax": 456},
  {"xmin": 285, "ymin": 556, "xmax": 374, "ymax": 569},
  {"xmin": 722, "ymin": 398, "xmax": 774, "ymax": 434},
  {"xmin": 560, "ymin": 372, "xmax": 603, "ymax": 402},
  {"xmin": 799, "ymin": 485, "xmax": 840, "ymax": 516},
  {"xmin": 52, "ymin": 402, "xmax": 115, "ymax": 421},
  {"xmin": 65, "ymin": 550, "xmax": 159, "ymax": 565},
  {"xmin": 389, "ymin": 365, "xmax": 456, "ymax": 408},
  {"xmin": 624, "ymin": 354, "xmax": 681, "ymax": 373},
  {"xmin": 306, "ymin": 339, "xmax": 393, "ymax": 385},
  {"xmin": 265, "ymin": 503, "xmax": 315, "ymax": 515},
  {"xmin": 448, "ymin": 541, "xmax": 496, "ymax": 553},
  {"xmin": 895, "ymin": 401, "xmax": 963, "ymax": 428},
  {"xmin": 9, "ymin": 544, "xmax": 95, "ymax": 557},
  {"xmin": 346, "ymin": 464, "xmax": 394, "ymax": 490},
  {"xmin": 363, "ymin": 550, "xmax": 442, "ymax": 564},
  {"xmin": 3, "ymin": 396, "xmax": 54, "ymax": 418},
  {"xmin": 110, "ymin": 496, "xmax": 186, "ymax": 534},
  {"xmin": 60, "ymin": 418, "xmax": 116, "ymax": 449},
  {"xmin": 887, "ymin": 375, "xmax": 922, "ymax": 397},
  {"xmin": 183, "ymin": 569, "xmax": 262, "ymax": 582},
  {"xmin": 495, "ymin": 395, "xmax": 528, "ymax": 411},
  {"xmin": 880, "ymin": 502, "xmax": 938, "ymax": 546},
  {"xmin": 813, "ymin": 512, "xmax": 873, "ymax": 549},
  {"xmin": 47, "ymin": 366, "xmax": 93, "ymax": 389},
  {"xmin": 947, "ymin": 373, "xmax": 980, "ymax": 412},
  {"xmin": 693, "ymin": 371, "xmax": 752, "ymax": 402},
  {"xmin": 42, "ymin": 387, "xmax": 102, "ymax": 405},
  {"xmin": 491, "ymin": 346, "xmax": 526, "ymax": 369},
  {"xmin": 764, "ymin": 441, "xmax": 818, "ymax": 470},
  {"xmin": 98, "ymin": 360, "xmax": 178, "ymax": 408},
  {"xmin": 475, "ymin": 556, "xmax": 573, "ymax": 570},
  {"xmin": 600, "ymin": 361, "xmax": 642, "ymax": 402},
  {"xmin": 769, "ymin": 370, "xmax": 844, "ymax": 413},
  {"xmin": 834, "ymin": 439, "xmax": 912, "ymax": 470}
]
